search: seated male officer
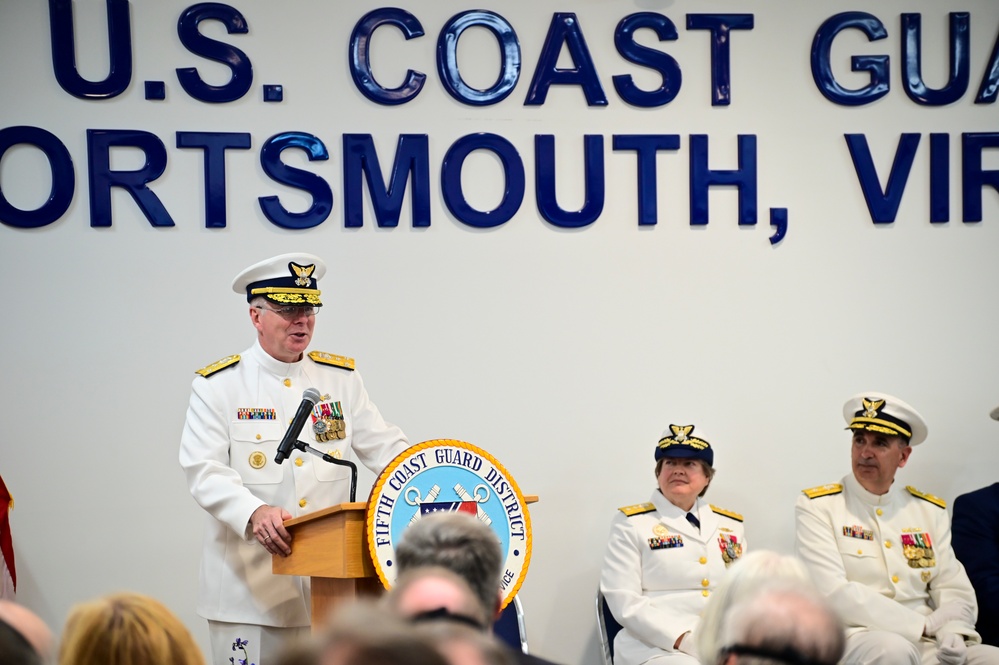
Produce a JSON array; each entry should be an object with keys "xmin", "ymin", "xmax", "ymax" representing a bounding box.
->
[
  {"xmin": 795, "ymin": 392, "xmax": 999, "ymax": 665},
  {"xmin": 951, "ymin": 404, "xmax": 999, "ymax": 647}
]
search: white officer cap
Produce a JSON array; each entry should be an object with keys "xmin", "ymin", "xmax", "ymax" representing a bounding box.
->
[
  {"xmin": 232, "ymin": 253, "xmax": 326, "ymax": 306},
  {"xmin": 655, "ymin": 424, "xmax": 714, "ymax": 465},
  {"xmin": 843, "ymin": 392, "xmax": 927, "ymax": 446}
]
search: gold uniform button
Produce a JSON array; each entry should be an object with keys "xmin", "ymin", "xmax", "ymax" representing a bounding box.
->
[
  {"xmin": 884, "ymin": 540, "xmax": 892, "ymax": 549},
  {"xmin": 876, "ymin": 508, "xmax": 883, "ymax": 516},
  {"xmin": 255, "ymin": 434, "xmax": 261, "ymax": 440},
  {"xmin": 299, "ymin": 499, "xmax": 307, "ymax": 508},
  {"xmin": 857, "ymin": 549, "xmax": 863, "ymax": 555},
  {"xmin": 284, "ymin": 378, "xmax": 292, "ymax": 387},
  {"xmin": 702, "ymin": 590, "xmax": 709, "ymax": 597},
  {"xmin": 699, "ymin": 557, "xmax": 707, "ymax": 565},
  {"xmin": 701, "ymin": 579, "xmax": 709, "ymax": 588},
  {"xmin": 294, "ymin": 458, "xmax": 303, "ymax": 467},
  {"xmin": 892, "ymin": 575, "xmax": 899, "ymax": 583}
]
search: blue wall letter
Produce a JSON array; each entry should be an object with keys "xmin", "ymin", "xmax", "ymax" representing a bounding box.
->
[
  {"xmin": 176, "ymin": 131, "xmax": 252, "ymax": 228},
  {"xmin": 535, "ymin": 134, "xmax": 605, "ymax": 228},
  {"xmin": 343, "ymin": 134, "xmax": 430, "ymax": 228},
  {"xmin": 49, "ymin": 0, "xmax": 132, "ymax": 99},
  {"xmin": 438, "ymin": 11, "xmax": 521, "ymax": 106},
  {"xmin": 901, "ymin": 13, "xmax": 970, "ymax": 106},
  {"xmin": 259, "ymin": 132, "xmax": 332, "ymax": 229},
  {"xmin": 612, "ymin": 135, "xmax": 681, "ymax": 225},
  {"xmin": 441, "ymin": 133, "xmax": 525, "ymax": 228},
  {"xmin": 845, "ymin": 133, "xmax": 920, "ymax": 224},
  {"xmin": 525, "ymin": 13, "xmax": 607, "ymax": 106},
  {"xmin": 87, "ymin": 129, "xmax": 172, "ymax": 227},
  {"xmin": 176, "ymin": 3, "xmax": 252, "ymax": 103},
  {"xmin": 685, "ymin": 14, "xmax": 754, "ymax": 106},
  {"xmin": 689, "ymin": 134, "xmax": 758, "ymax": 225},
  {"xmin": 612, "ymin": 13, "xmax": 682, "ymax": 108},
  {"xmin": 349, "ymin": 8, "xmax": 426, "ymax": 105},
  {"xmin": 811, "ymin": 12, "xmax": 889, "ymax": 106},
  {"xmin": 962, "ymin": 132, "xmax": 999, "ymax": 222},
  {"xmin": 0, "ymin": 126, "xmax": 75, "ymax": 228}
]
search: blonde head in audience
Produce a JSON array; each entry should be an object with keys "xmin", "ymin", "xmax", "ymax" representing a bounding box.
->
[{"xmin": 58, "ymin": 592, "xmax": 204, "ymax": 665}]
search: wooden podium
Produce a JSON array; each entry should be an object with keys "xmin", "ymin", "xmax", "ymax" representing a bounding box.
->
[
  {"xmin": 274, "ymin": 496, "xmax": 538, "ymax": 630},
  {"xmin": 272, "ymin": 502, "xmax": 382, "ymax": 630}
]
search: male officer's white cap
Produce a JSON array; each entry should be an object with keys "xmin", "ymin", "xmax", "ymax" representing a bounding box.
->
[
  {"xmin": 232, "ymin": 253, "xmax": 326, "ymax": 306},
  {"xmin": 843, "ymin": 392, "xmax": 927, "ymax": 446}
]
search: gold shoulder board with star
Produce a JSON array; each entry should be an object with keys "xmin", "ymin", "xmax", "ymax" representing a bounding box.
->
[
  {"xmin": 710, "ymin": 505, "xmax": 744, "ymax": 522},
  {"xmin": 195, "ymin": 354, "xmax": 241, "ymax": 377},
  {"xmin": 802, "ymin": 483, "xmax": 843, "ymax": 499},
  {"xmin": 308, "ymin": 351, "xmax": 355, "ymax": 371},
  {"xmin": 618, "ymin": 502, "xmax": 655, "ymax": 516},
  {"xmin": 906, "ymin": 485, "xmax": 946, "ymax": 509}
]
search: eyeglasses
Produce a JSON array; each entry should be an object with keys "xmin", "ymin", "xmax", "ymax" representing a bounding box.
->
[
  {"xmin": 254, "ymin": 305, "xmax": 320, "ymax": 319},
  {"xmin": 718, "ymin": 644, "xmax": 833, "ymax": 665}
]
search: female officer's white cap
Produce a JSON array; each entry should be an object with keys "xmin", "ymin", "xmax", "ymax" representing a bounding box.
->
[
  {"xmin": 231, "ymin": 253, "xmax": 326, "ymax": 306},
  {"xmin": 843, "ymin": 392, "xmax": 927, "ymax": 446},
  {"xmin": 655, "ymin": 424, "xmax": 714, "ymax": 465}
]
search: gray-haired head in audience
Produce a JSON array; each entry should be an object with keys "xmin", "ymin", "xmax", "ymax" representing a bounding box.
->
[
  {"xmin": 716, "ymin": 585, "xmax": 845, "ymax": 665},
  {"xmin": 697, "ymin": 550, "xmax": 813, "ymax": 663}
]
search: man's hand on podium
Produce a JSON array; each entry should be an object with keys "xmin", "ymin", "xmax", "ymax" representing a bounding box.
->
[{"xmin": 250, "ymin": 505, "xmax": 293, "ymax": 556}]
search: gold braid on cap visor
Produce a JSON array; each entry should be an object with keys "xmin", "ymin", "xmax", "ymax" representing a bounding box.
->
[
  {"xmin": 847, "ymin": 416, "xmax": 912, "ymax": 439},
  {"xmin": 657, "ymin": 436, "xmax": 710, "ymax": 451},
  {"xmin": 251, "ymin": 287, "xmax": 322, "ymax": 305}
]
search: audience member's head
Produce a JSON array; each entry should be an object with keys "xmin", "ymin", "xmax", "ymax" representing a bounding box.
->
[
  {"xmin": 0, "ymin": 600, "xmax": 52, "ymax": 664},
  {"xmin": 697, "ymin": 550, "xmax": 812, "ymax": 664},
  {"xmin": 319, "ymin": 600, "xmax": 448, "ymax": 665},
  {"xmin": 413, "ymin": 621, "xmax": 514, "ymax": 665},
  {"xmin": 274, "ymin": 635, "xmax": 321, "ymax": 665},
  {"xmin": 0, "ymin": 616, "xmax": 42, "ymax": 665},
  {"xmin": 394, "ymin": 513, "xmax": 503, "ymax": 619},
  {"xmin": 716, "ymin": 586, "xmax": 845, "ymax": 665},
  {"xmin": 386, "ymin": 566, "xmax": 492, "ymax": 630},
  {"xmin": 58, "ymin": 592, "xmax": 204, "ymax": 665}
]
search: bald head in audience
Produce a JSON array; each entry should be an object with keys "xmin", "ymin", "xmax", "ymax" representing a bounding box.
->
[{"xmin": 0, "ymin": 600, "xmax": 53, "ymax": 663}]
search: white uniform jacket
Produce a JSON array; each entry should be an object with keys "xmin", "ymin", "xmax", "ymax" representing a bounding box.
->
[
  {"xmin": 795, "ymin": 473, "xmax": 981, "ymax": 643},
  {"xmin": 600, "ymin": 491, "xmax": 747, "ymax": 665},
  {"xmin": 179, "ymin": 341, "xmax": 409, "ymax": 626}
]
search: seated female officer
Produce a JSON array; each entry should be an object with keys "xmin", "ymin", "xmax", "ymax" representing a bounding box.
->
[{"xmin": 600, "ymin": 424, "xmax": 747, "ymax": 665}]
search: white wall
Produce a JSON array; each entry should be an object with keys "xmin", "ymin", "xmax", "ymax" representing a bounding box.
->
[{"xmin": 2, "ymin": 1, "xmax": 998, "ymax": 664}]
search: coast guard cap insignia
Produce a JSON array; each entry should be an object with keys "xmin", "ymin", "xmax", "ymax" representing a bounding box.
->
[
  {"xmin": 366, "ymin": 439, "xmax": 532, "ymax": 610},
  {"xmin": 863, "ymin": 398, "xmax": 885, "ymax": 419},
  {"xmin": 291, "ymin": 262, "xmax": 315, "ymax": 287}
]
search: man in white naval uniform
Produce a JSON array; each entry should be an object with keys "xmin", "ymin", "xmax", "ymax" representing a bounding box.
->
[
  {"xmin": 180, "ymin": 253, "xmax": 409, "ymax": 665},
  {"xmin": 795, "ymin": 392, "xmax": 999, "ymax": 665},
  {"xmin": 601, "ymin": 424, "xmax": 746, "ymax": 665}
]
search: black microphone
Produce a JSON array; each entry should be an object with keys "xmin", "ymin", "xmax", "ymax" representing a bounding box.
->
[{"xmin": 275, "ymin": 388, "xmax": 322, "ymax": 464}]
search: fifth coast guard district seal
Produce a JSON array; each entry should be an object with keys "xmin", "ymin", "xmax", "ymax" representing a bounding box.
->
[{"xmin": 366, "ymin": 439, "xmax": 532, "ymax": 609}]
